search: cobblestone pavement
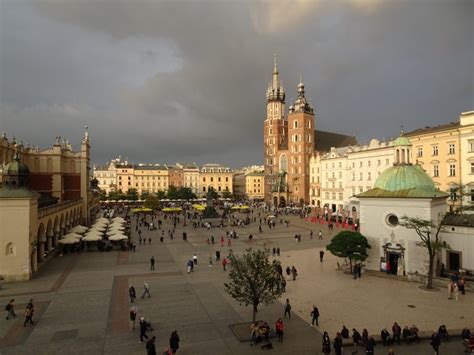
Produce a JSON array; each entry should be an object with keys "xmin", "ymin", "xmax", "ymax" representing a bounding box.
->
[{"xmin": 0, "ymin": 210, "xmax": 469, "ymax": 354}]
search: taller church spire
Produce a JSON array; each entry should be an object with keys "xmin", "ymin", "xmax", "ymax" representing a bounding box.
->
[{"xmin": 266, "ymin": 53, "xmax": 285, "ymax": 102}]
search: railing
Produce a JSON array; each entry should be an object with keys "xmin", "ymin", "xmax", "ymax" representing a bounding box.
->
[{"xmin": 38, "ymin": 198, "xmax": 83, "ymax": 218}]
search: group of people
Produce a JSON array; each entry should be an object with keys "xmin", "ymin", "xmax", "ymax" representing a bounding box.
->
[{"xmin": 447, "ymin": 273, "xmax": 467, "ymax": 301}]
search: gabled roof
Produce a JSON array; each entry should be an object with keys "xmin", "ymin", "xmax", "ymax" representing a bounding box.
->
[{"xmin": 314, "ymin": 130, "xmax": 358, "ymax": 152}]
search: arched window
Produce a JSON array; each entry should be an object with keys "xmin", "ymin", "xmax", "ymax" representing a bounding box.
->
[
  {"xmin": 294, "ymin": 120, "xmax": 298, "ymax": 128},
  {"xmin": 5, "ymin": 242, "xmax": 15, "ymax": 256}
]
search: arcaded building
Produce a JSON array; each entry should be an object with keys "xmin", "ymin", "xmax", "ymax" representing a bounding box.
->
[
  {"xmin": 0, "ymin": 128, "xmax": 99, "ymax": 281},
  {"xmin": 263, "ymin": 59, "xmax": 357, "ymax": 206}
]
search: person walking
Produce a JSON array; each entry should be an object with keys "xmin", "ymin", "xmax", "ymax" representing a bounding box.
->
[
  {"xmin": 310, "ymin": 305, "xmax": 320, "ymax": 326},
  {"xmin": 453, "ymin": 282, "xmax": 459, "ymax": 301},
  {"xmin": 276, "ymin": 247, "xmax": 280, "ymax": 257},
  {"xmin": 275, "ymin": 318, "xmax": 284, "ymax": 342},
  {"xmin": 447, "ymin": 280, "xmax": 453, "ymax": 299},
  {"xmin": 129, "ymin": 286, "xmax": 136, "ymax": 303},
  {"xmin": 334, "ymin": 332, "xmax": 343, "ymax": 355},
  {"xmin": 284, "ymin": 299, "xmax": 291, "ymax": 318},
  {"xmin": 291, "ymin": 266, "xmax": 298, "ymax": 281},
  {"xmin": 141, "ymin": 281, "xmax": 151, "ymax": 298},
  {"xmin": 319, "ymin": 230, "xmax": 323, "ymax": 240},
  {"xmin": 286, "ymin": 266, "xmax": 291, "ymax": 278},
  {"xmin": 139, "ymin": 317, "xmax": 149, "ymax": 343},
  {"xmin": 23, "ymin": 299, "xmax": 34, "ymax": 327},
  {"xmin": 146, "ymin": 336, "xmax": 156, "ymax": 355},
  {"xmin": 352, "ymin": 328, "xmax": 362, "ymax": 354},
  {"xmin": 169, "ymin": 330, "xmax": 180, "ymax": 353},
  {"xmin": 365, "ymin": 336, "xmax": 375, "ymax": 355},
  {"xmin": 193, "ymin": 253, "xmax": 198, "ymax": 265},
  {"xmin": 208, "ymin": 255, "xmax": 213, "ymax": 267},
  {"xmin": 392, "ymin": 322, "xmax": 401, "ymax": 345},
  {"xmin": 150, "ymin": 256, "xmax": 155, "ymax": 271},
  {"xmin": 222, "ymin": 257, "xmax": 228, "ymax": 271},
  {"xmin": 430, "ymin": 331, "xmax": 441, "ymax": 354},
  {"xmin": 5, "ymin": 299, "xmax": 16, "ymax": 320},
  {"xmin": 129, "ymin": 306, "xmax": 137, "ymax": 330},
  {"xmin": 310, "ymin": 230, "xmax": 314, "ymax": 239},
  {"xmin": 319, "ymin": 250, "xmax": 325, "ymax": 262},
  {"xmin": 322, "ymin": 331, "xmax": 331, "ymax": 354},
  {"xmin": 215, "ymin": 250, "xmax": 221, "ymax": 261}
]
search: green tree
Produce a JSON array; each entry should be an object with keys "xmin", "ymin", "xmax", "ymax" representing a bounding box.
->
[
  {"xmin": 206, "ymin": 186, "xmax": 219, "ymax": 201},
  {"xmin": 326, "ymin": 231, "xmax": 371, "ymax": 272},
  {"xmin": 140, "ymin": 191, "xmax": 150, "ymax": 200},
  {"xmin": 108, "ymin": 189, "xmax": 122, "ymax": 201},
  {"xmin": 177, "ymin": 187, "xmax": 196, "ymax": 200},
  {"xmin": 221, "ymin": 190, "xmax": 232, "ymax": 199},
  {"xmin": 224, "ymin": 248, "xmax": 283, "ymax": 322},
  {"xmin": 156, "ymin": 190, "xmax": 166, "ymax": 200},
  {"xmin": 144, "ymin": 194, "xmax": 160, "ymax": 210},
  {"xmin": 167, "ymin": 185, "xmax": 179, "ymax": 200},
  {"xmin": 400, "ymin": 215, "xmax": 449, "ymax": 289},
  {"xmin": 99, "ymin": 189, "xmax": 107, "ymax": 201},
  {"xmin": 126, "ymin": 188, "xmax": 138, "ymax": 201}
]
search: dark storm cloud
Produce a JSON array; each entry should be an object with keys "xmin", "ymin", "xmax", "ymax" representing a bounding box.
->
[{"xmin": 1, "ymin": 0, "xmax": 472, "ymax": 167}]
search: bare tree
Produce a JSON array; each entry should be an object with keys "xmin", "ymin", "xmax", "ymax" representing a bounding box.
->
[{"xmin": 400, "ymin": 215, "xmax": 450, "ymax": 289}]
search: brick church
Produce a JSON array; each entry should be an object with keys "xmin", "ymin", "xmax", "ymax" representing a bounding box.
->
[{"xmin": 264, "ymin": 58, "xmax": 357, "ymax": 206}]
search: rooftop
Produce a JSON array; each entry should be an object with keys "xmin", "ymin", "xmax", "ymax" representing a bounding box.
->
[{"xmin": 404, "ymin": 121, "xmax": 460, "ymax": 136}]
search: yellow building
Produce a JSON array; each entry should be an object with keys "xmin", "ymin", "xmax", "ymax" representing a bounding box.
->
[
  {"xmin": 406, "ymin": 122, "xmax": 462, "ymax": 205},
  {"xmin": 245, "ymin": 172, "xmax": 264, "ymax": 200},
  {"xmin": 132, "ymin": 165, "xmax": 169, "ymax": 195},
  {"xmin": 200, "ymin": 164, "xmax": 233, "ymax": 196},
  {"xmin": 0, "ymin": 128, "xmax": 99, "ymax": 281}
]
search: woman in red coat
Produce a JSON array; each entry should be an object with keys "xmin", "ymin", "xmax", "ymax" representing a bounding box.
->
[{"xmin": 275, "ymin": 318, "xmax": 284, "ymax": 342}]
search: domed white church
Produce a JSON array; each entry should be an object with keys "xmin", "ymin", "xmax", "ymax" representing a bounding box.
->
[{"xmin": 357, "ymin": 134, "xmax": 452, "ymax": 277}]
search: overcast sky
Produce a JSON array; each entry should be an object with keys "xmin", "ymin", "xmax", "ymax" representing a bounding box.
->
[{"xmin": 1, "ymin": 0, "xmax": 473, "ymax": 167}]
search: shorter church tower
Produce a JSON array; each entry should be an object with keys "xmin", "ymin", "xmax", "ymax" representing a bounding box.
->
[{"xmin": 287, "ymin": 80, "xmax": 315, "ymax": 204}]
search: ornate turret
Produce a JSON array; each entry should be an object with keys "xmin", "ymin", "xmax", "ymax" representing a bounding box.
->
[
  {"xmin": 292, "ymin": 79, "xmax": 313, "ymax": 114},
  {"xmin": 2, "ymin": 149, "xmax": 30, "ymax": 188},
  {"xmin": 266, "ymin": 54, "xmax": 285, "ymax": 102}
]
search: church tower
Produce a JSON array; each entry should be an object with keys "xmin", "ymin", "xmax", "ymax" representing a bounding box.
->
[
  {"xmin": 264, "ymin": 55, "xmax": 287, "ymax": 203},
  {"xmin": 287, "ymin": 79, "xmax": 315, "ymax": 204}
]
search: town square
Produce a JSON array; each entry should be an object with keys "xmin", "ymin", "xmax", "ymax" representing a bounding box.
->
[{"xmin": 1, "ymin": 0, "xmax": 473, "ymax": 354}]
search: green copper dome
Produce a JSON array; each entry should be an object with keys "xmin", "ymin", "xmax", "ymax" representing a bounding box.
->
[
  {"xmin": 392, "ymin": 135, "xmax": 411, "ymax": 147},
  {"xmin": 374, "ymin": 165, "xmax": 434, "ymax": 191},
  {"xmin": 358, "ymin": 164, "xmax": 449, "ymax": 199},
  {"xmin": 4, "ymin": 154, "xmax": 30, "ymax": 176}
]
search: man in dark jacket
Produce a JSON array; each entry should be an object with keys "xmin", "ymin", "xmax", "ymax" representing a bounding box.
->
[
  {"xmin": 341, "ymin": 325, "xmax": 349, "ymax": 339},
  {"xmin": 139, "ymin": 317, "xmax": 149, "ymax": 343},
  {"xmin": 431, "ymin": 331, "xmax": 441, "ymax": 354},
  {"xmin": 310, "ymin": 305, "xmax": 320, "ymax": 326},
  {"xmin": 170, "ymin": 330, "xmax": 180, "ymax": 353},
  {"xmin": 392, "ymin": 322, "xmax": 401, "ymax": 345},
  {"xmin": 146, "ymin": 336, "xmax": 156, "ymax": 355}
]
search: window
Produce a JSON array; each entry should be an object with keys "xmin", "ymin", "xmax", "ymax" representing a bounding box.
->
[
  {"xmin": 338, "ymin": 162, "xmax": 342, "ymax": 168},
  {"xmin": 367, "ymin": 172, "xmax": 371, "ymax": 180},
  {"xmin": 352, "ymin": 173, "xmax": 355, "ymax": 181},
  {"xmin": 307, "ymin": 120, "xmax": 311, "ymax": 128},
  {"xmin": 432, "ymin": 145, "xmax": 438, "ymax": 156},
  {"xmin": 449, "ymin": 164, "xmax": 456, "ymax": 177},
  {"xmin": 338, "ymin": 172, "xmax": 342, "ymax": 179},
  {"xmin": 377, "ymin": 160, "xmax": 381, "ymax": 166},
  {"xmin": 359, "ymin": 161, "xmax": 363, "ymax": 168},
  {"xmin": 469, "ymin": 140, "xmax": 474, "ymax": 152},
  {"xmin": 417, "ymin": 147, "xmax": 423, "ymax": 157},
  {"xmin": 386, "ymin": 214, "xmax": 399, "ymax": 227},
  {"xmin": 294, "ymin": 120, "xmax": 298, "ymax": 128},
  {"xmin": 359, "ymin": 173, "xmax": 363, "ymax": 181},
  {"xmin": 433, "ymin": 165, "xmax": 439, "ymax": 177},
  {"xmin": 203, "ymin": 177, "xmax": 206, "ymax": 182},
  {"xmin": 471, "ymin": 162, "xmax": 474, "ymax": 174},
  {"xmin": 203, "ymin": 187, "xmax": 206, "ymax": 192},
  {"xmin": 338, "ymin": 182, "xmax": 342, "ymax": 188},
  {"xmin": 386, "ymin": 159, "xmax": 389, "ymax": 165},
  {"xmin": 332, "ymin": 192, "xmax": 336, "ymax": 200},
  {"xmin": 367, "ymin": 161, "xmax": 371, "ymax": 167},
  {"xmin": 338, "ymin": 193, "xmax": 343, "ymax": 201},
  {"xmin": 325, "ymin": 192, "xmax": 329, "ymax": 199},
  {"xmin": 211, "ymin": 177, "xmax": 214, "ymax": 182},
  {"xmin": 448, "ymin": 144, "xmax": 455, "ymax": 155},
  {"xmin": 359, "ymin": 187, "xmax": 363, "ymax": 193},
  {"xmin": 470, "ymin": 189, "xmax": 474, "ymax": 202},
  {"xmin": 218, "ymin": 177, "xmax": 221, "ymax": 182}
]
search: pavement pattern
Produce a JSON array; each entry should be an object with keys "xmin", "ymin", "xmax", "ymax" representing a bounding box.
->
[{"xmin": 0, "ymin": 210, "xmax": 470, "ymax": 354}]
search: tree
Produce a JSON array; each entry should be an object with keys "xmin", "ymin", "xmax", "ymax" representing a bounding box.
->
[
  {"xmin": 108, "ymin": 189, "xmax": 125, "ymax": 201},
  {"xmin": 99, "ymin": 189, "xmax": 107, "ymax": 201},
  {"xmin": 167, "ymin": 185, "xmax": 179, "ymax": 200},
  {"xmin": 326, "ymin": 231, "xmax": 371, "ymax": 272},
  {"xmin": 206, "ymin": 186, "xmax": 219, "ymax": 201},
  {"xmin": 224, "ymin": 248, "xmax": 283, "ymax": 322},
  {"xmin": 156, "ymin": 190, "xmax": 166, "ymax": 200},
  {"xmin": 221, "ymin": 190, "xmax": 232, "ymax": 199},
  {"xmin": 140, "ymin": 191, "xmax": 150, "ymax": 200},
  {"xmin": 144, "ymin": 194, "xmax": 160, "ymax": 210},
  {"xmin": 177, "ymin": 187, "xmax": 196, "ymax": 200},
  {"xmin": 126, "ymin": 188, "xmax": 138, "ymax": 201},
  {"xmin": 400, "ymin": 215, "xmax": 449, "ymax": 289}
]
